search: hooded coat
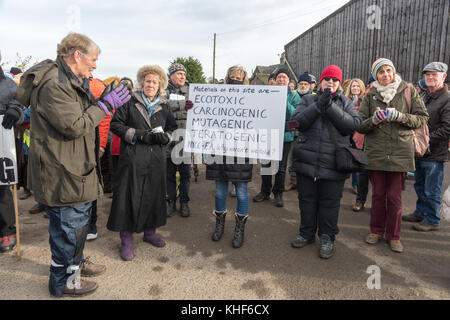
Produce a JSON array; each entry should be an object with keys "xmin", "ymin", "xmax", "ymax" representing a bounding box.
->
[
  {"xmin": 107, "ymin": 91, "xmax": 177, "ymax": 232},
  {"xmin": 14, "ymin": 57, "xmax": 106, "ymax": 207}
]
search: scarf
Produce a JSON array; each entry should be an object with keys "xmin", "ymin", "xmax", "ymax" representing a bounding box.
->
[
  {"xmin": 142, "ymin": 92, "xmax": 160, "ymax": 118},
  {"xmin": 372, "ymin": 74, "xmax": 402, "ymax": 104}
]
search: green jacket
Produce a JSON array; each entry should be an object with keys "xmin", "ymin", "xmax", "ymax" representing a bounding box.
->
[
  {"xmin": 357, "ymin": 81, "xmax": 429, "ymax": 172},
  {"xmin": 15, "ymin": 56, "xmax": 106, "ymax": 206},
  {"xmin": 284, "ymin": 90, "xmax": 300, "ymax": 142}
]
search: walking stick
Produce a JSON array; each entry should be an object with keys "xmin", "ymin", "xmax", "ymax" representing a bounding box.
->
[{"xmin": 13, "ymin": 184, "xmax": 21, "ymax": 259}]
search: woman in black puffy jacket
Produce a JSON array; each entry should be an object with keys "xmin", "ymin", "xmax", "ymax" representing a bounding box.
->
[
  {"xmin": 206, "ymin": 65, "xmax": 253, "ymax": 249},
  {"xmin": 290, "ymin": 65, "xmax": 361, "ymax": 259}
]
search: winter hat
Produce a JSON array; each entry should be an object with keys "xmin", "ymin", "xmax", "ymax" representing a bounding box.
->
[
  {"xmin": 268, "ymin": 69, "xmax": 278, "ymax": 80},
  {"xmin": 297, "ymin": 72, "xmax": 312, "ymax": 84},
  {"xmin": 89, "ymin": 78, "xmax": 106, "ymax": 99},
  {"xmin": 10, "ymin": 67, "xmax": 22, "ymax": 76},
  {"xmin": 418, "ymin": 78, "xmax": 428, "ymax": 91},
  {"xmin": 310, "ymin": 74, "xmax": 317, "ymax": 84},
  {"xmin": 371, "ymin": 58, "xmax": 396, "ymax": 79},
  {"xmin": 319, "ymin": 65, "xmax": 343, "ymax": 84},
  {"xmin": 275, "ymin": 67, "xmax": 290, "ymax": 80},
  {"xmin": 422, "ymin": 62, "xmax": 448, "ymax": 74},
  {"xmin": 168, "ymin": 64, "xmax": 187, "ymax": 76}
]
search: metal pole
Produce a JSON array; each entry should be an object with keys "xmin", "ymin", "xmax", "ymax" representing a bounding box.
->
[{"xmin": 213, "ymin": 33, "xmax": 216, "ymax": 84}]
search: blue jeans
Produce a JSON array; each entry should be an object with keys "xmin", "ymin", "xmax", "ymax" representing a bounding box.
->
[
  {"xmin": 413, "ymin": 160, "xmax": 444, "ymax": 226},
  {"xmin": 215, "ymin": 181, "xmax": 249, "ymax": 215},
  {"xmin": 351, "ymin": 172, "xmax": 359, "ymax": 189},
  {"xmin": 46, "ymin": 202, "xmax": 92, "ymax": 296}
]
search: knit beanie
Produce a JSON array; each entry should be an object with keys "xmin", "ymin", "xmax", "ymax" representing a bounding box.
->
[
  {"xmin": 297, "ymin": 72, "xmax": 312, "ymax": 84},
  {"xmin": 275, "ymin": 67, "xmax": 290, "ymax": 80},
  {"xmin": 10, "ymin": 67, "xmax": 22, "ymax": 76},
  {"xmin": 319, "ymin": 65, "xmax": 342, "ymax": 84},
  {"xmin": 371, "ymin": 58, "xmax": 396, "ymax": 79},
  {"xmin": 168, "ymin": 64, "xmax": 187, "ymax": 76},
  {"xmin": 418, "ymin": 78, "xmax": 428, "ymax": 91}
]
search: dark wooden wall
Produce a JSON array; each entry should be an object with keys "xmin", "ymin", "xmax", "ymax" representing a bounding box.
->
[{"xmin": 285, "ymin": 0, "xmax": 450, "ymax": 84}]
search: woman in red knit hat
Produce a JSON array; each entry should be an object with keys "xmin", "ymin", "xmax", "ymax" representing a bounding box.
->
[{"xmin": 290, "ymin": 65, "xmax": 361, "ymax": 259}]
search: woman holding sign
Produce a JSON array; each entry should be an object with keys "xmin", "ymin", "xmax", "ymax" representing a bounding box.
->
[
  {"xmin": 290, "ymin": 65, "xmax": 361, "ymax": 259},
  {"xmin": 107, "ymin": 65, "xmax": 177, "ymax": 261},
  {"xmin": 205, "ymin": 65, "xmax": 253, "ymax": 249}
]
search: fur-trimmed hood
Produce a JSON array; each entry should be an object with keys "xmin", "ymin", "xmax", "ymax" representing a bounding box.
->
[{"xmin": 136, "ymin": 65, "xmax": 167, "ymax": 98}]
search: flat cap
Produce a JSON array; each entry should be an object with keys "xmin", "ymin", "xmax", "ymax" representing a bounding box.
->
[{"xmin": 422, "ymin": 62, "xmax": 448, "ymax": 74}]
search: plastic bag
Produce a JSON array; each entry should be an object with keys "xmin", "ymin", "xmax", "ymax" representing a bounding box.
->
[{"xmin": 439, "ymin": 184, "xmax": 450, "ymax": 222}]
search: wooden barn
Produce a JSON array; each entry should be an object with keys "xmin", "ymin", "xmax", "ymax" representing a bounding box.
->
[{"xmin": 284, "ymin": 0, "xmax": 449, "ymax": 84}]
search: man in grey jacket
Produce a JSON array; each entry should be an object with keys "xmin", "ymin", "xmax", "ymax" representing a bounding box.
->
[
  {"xmin": 403, "ymin": 62, "xmax": 450, "ymax": 232},
  {"xmin": 165, "ymin": 64, "xmax": 192, "ymax": 217}
]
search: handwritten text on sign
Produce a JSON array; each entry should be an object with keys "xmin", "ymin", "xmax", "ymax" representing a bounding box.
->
[{"xmin": 185, "ymin": 84, "xmax": 287, "ymax": 161}]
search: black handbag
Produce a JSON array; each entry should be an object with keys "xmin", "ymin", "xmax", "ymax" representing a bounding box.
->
[
  {"xmin": 335, "ymin": 146, "xmax": 368, "ymax": 172},
  {"xmin": 326, "ymin": 121, "xmax": 368, "ymax": 173}
]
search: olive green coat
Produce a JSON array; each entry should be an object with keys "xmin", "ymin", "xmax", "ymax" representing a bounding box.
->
[
  {"xmin": 15, "ymin": 57, "xmax": 106, "ymax": 206},
  {"xmin": 357, "ymin": 81, "xmax": 429, "ymax": 172}
]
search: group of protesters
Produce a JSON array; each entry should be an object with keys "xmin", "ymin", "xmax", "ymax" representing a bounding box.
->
[{"xmin": 0, "ymin": 32, "xmax": 448, "ymax": 297}]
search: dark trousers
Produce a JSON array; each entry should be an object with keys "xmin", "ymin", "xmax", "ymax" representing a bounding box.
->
[
  {"xmin": 261, "ymin": 142, "xmax": 291, "ymax": 195},
  {"xmin": 47, "ymin": 202, "xmax": 92, "ymax": 297},
  {"xmin": 89, "ymin": 200, "xmax": 97, "ymax": 227},
  {"xmin": 356, "ymin": 169, "xmax": 369, "ymax": 203},
  {"xmin": 369, "ymin": 171, "xmax": 405, "ymax": 240},
  {"xmin": 0, "ymin": 185, "xmax": 15, "ymax": 237},
  {"xmin": 296, "ymin": 174, "xmax": 345, "ymax": 241},
  {"xmin": 166, "ymin": 159, "xmax": 191, "ymax": 203}
]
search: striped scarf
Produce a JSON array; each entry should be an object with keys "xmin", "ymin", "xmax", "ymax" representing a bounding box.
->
[{"xmin": 141, "ymin": 93, "xmax": 160, "ymax": 118}]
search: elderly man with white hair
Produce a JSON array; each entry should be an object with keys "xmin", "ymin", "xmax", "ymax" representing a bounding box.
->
[{"xmin": 403, "ymin": 62, "xmax": 450, "ymax": 232}]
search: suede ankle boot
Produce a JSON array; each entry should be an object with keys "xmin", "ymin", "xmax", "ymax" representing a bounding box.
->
[
  {"xmin": 119, "ymin": 231, "xmax": 134, "ymax": 261},
  {"xmin": 143, "ymin": 228, "xmax": 166, "ymax": 247},
  {"xmin": 211, "ymin": 210, "xmax": 227, "ymax": 241},
  {"xmin": 232, "ymin": 213, "xmax": 248, "ymax": 248}
]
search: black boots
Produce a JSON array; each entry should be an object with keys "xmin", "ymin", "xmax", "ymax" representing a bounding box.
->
[
  {"xmin": 180, "ymin": 202, "xmax": 190, "ymax": 217},
  {"xmin": 167, "ymin": 200, "xmax": 176, "ymax": 217},
  {"xmin": 212, "ymin": 210, "xmax": 227, "ymax": 241},
  {"xmin": 231, "ymin": 213, "xmax": 248, "ymax": 248}
]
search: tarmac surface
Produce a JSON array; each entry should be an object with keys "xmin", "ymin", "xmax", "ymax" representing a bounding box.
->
[{"xmin": 1, "ymin": 164, "xmax": 449, "ymax": 300}]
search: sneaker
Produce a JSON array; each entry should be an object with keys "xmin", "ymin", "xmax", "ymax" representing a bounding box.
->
[
  {"xmin": 62, "ymin": 279, "xmax": 98, "ymax": 296},
  {"xmin": 253, "ymin": 192, "xmax": 270, "ymax": 202},
  {"xmin": 274, "ymin": 193, "xmax": 284, "ymax": 207},
  {"xmin": 86, "ymin": 225, "xmax": 98, "ymax": 241},
  {"xmin": 80, "ymin": 257, "xmax": 106, "ymax": 277},
  {"xmin": 352, "ymin": 202, "xmax": 365, "ymax": 212},
  {"xmin": 29, "ymin": 204, "xmax": 45, "ymax": 214},
  {"xmin": 365, "ymin": 233, "xmax": 382, "ymax": 245},
  {"xmin": 319, "ymin": 234, "xmax": 335, "ymax": 259},
  {"xmin": 291, "ymin": 235, "xmax": 315, "ymax": 248},
  {"xmin": 388, "ymin": 240, "xmax": 403, "ymax": 253},
  {"xmin": 412, "ymin": 221, "xmax": 439, "ymax": 232},
  {"xmin": 402, "ymin": 213, "xmax": 423, "ymax": 223},
  {"xmin": 19, "ymin": 189, "xmax": 32, "ymax": 200},
  {"xmin": 0, "ymin": 234, "xmax": 16, "ymax": 252}
]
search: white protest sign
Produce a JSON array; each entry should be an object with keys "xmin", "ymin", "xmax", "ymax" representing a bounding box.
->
[
  {"xmin": 185, "ymin": 84, "xmax": 287, "ymax": 161},
  {"xmin": 0, "ymin": 115, "xmax": 18, "ymax": 185}
]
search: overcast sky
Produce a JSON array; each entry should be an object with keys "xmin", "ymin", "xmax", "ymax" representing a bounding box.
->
[{"xmin": 0, "ymin": 0, "xmax": 350, "ymax": 82}]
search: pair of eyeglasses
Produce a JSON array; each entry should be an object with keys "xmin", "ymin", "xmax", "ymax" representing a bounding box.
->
[{"xmin": 323, "ymin": 77, "xmax": 340, "ymax": 82}]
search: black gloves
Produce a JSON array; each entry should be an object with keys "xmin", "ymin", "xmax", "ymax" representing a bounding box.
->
[
  {"xmin": 1, "ymin": 107, "xmax": 21, "ymax": 129},
  {"xmin": 317, "ymin": 88, "xmax": 332, "ymax": 112},
  {"xmin": 136, "ymin": 129, "xmax": 169, "ymax": 145}
]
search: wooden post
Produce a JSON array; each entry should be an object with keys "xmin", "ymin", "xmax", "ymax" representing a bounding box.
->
[
  {"xmin": 213, "ymin": 33, "xmax": 216, "ymax": 84},
  {"xmin": 13, "ymin": 184, "xmax": 21, "ymax": 259}
]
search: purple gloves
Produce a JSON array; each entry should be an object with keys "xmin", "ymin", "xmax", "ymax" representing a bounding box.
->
[
  {"xmin": 285, "ymin": 120, "xmax": 299, "ymax": 132},
  {"xmin": 185, "ymin": 100, "xmax": 193, "ymax": 111},
  {"xmin": 98, "ymin": 84, "xmax": 131, "ymax": 115}
]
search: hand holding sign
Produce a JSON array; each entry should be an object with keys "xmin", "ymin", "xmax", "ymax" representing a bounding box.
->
[{"xmin": 185, "ymin": 100, "xmax": 194, "ymax": 111}]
